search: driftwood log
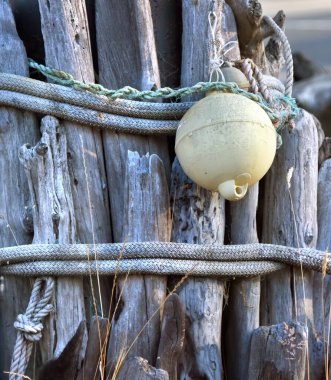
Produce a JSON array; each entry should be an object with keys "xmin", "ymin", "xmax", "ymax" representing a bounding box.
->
[
  {"xmin": 106, "ymin": 152, "xmax": 171, "ymax": 377},
  {"xmin": 223, "ymin": 1, "xmax": 283, "ymax": 377},
  {"xmin": 261, "ymin": 110, "xmax": 319, "ymax": 378},
  {"xmin": 156, "ymin": 294, "xmax": 185, "ymax": 380},
  {"xmin": 38, "ymin": 0, "xmax": 113, "ymax": 323},
  {"xmin": 222, "ymin": 5, "xmax": 259, "ymax": 380},
  {"xmin": 170, "ymin": 1, "xmax": 226, "ymax": 379},
  {"xmin": 19, "ymin": 115, "xmax": 86, "ymax": 367},
  {"xmin": 312, "ymin": 157, "xmax": 331, "ymax": 379},
  {"xmin": 0, "ymin": 2, "xmax": 39, "ymax": 374},
  {"xmin": 95, "ymin": 0, "xmax": 171, "ymax": 376},
  {"xmin": 0, "ymin": 1, "xmax": 330, "ymax": 379}
]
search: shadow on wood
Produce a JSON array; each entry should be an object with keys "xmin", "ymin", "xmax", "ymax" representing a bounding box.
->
[
  {"xmin": 77, "ymin": 316, "xmax": 109, "ymax": 380},
  {"xmin": 38, "ymin": 321, "xmax": 85, "ymax": 380}
]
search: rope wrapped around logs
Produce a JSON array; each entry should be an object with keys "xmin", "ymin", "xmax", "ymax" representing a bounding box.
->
[{"xmin": 0, "ymin": 242, "xmax": 329, "ymax": 277}]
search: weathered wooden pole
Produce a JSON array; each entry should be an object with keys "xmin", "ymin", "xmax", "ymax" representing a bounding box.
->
[
  {"xmin": 37, "ymin": 0, "xmax": 112, "ymax": 360},
  {"xmin": 19, "ymin": 116, "xmax": 85, "ymax": 373},
  {"xmin": 219, "ymin": 4, "xmax": 261, "ymax": 379},
  {"xmin": 223, "ymin": 3, "xmax": 285, "ymax": 377},
  {"xmin": 0, "ymin": 1, "xmax": 39, "ymax": 374},
  {"xmin": 156, "ymin": 294, "xmax": 185, "ymax": 380},
  {"xmin": 261, "ymin": 110, "xmax": 319, "ymax": 377},
  {"xmin": 96, "ymin": 0, "xmax": 170, "ymax": 239},
  {"xmin": 95, "ymin": 0, "xmax": 171, "ymax": 373},
  {"xmin": 171, "ymin": 1, "xmax": 225, "ymax": 378},
  {"xmin": 108, "ymin": 152, "xmax": 171, "ymax": 375},
  {"xmin": 312, "ymin": 157, "xmax": 331, "ymax": 379},
  {"xmin": 225, "ymin": 185, "xmax": 260, "ymax": 379}
]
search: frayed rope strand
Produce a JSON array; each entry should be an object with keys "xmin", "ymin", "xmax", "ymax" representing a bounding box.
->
[{"xmin": 28, "ymin": 59, "xmax": 299, "ymax": 130}]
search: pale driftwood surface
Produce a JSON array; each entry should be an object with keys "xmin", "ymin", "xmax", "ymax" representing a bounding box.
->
[
  {"xmin": 19, "ymin": 116, "xmax": 85, "ymax": 366},
  {"xmin": 312, "ymin": 158, "xmax": 331, "ymax": 379},
  {"xmin": 107, "ymin": 152, "xmax": 171, "ymax": 376},
  {"xmin": 38, "ymin": 0, "xmax": 111, "ymax": 239},
  {"xmin": 156, "ymin": 294, "xmax": 185, "ymax": 380},
  {"xmin": 0, "ymin": 1, "xmax": 39, "ymax": 374},
  {"xmin": 172, "ymin": 2, "xmax": 225, "ymax": 378},
  {"xmin": 38, "ymin": 0, "xmax": 111, "ymax": 240},
  {"xmin": 116, "ymin": 357, "xmax": 169, "ymax": 380},
  {"xmin": 96, "ymin": 0, "xmax": 170, "ymax": 242},
  {"xmin": 225, "ymin": 184, "xmax": 260, "ymax": 380},
  {"xmin": 37, "ymin": 0, "xmax": 112, "ymax": 360},
  {"xmin": 261, "ymin": 110, "xmax": 319, "ymax": 377},
  {"xmin": 248, "ymin": 322, "xmax": 307, "ymax": 380}
]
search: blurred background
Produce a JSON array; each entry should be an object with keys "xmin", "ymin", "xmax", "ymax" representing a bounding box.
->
[
  {"xmin": 264, "ymin": 0, "xmax": 331, "ymax": 137},
  {"xmin": 264, "ymin": 0, "xmax": 331, "ymax": 71}
]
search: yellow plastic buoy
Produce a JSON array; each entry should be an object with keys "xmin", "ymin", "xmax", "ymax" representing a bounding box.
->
[
  {"xmin": 175, "ymin": 91, "xmax": 277, "ymax": 201},
  {"xmin": 221, "ymin": 66, "xmax": 250, "ymax": 91}
]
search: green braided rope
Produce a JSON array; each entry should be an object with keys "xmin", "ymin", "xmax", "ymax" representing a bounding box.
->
[{"xmin": 28, "ymin": 59, "xmax": 299, "ymax": 131}]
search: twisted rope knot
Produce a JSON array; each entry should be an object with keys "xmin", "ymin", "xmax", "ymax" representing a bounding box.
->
[
  {"xmin": 14, "ymin": 314, "xmax": 44, "ymax": 342},
  {"xmin": 10, "ymin": 277, "xmax": 54, "ymax": 378}
]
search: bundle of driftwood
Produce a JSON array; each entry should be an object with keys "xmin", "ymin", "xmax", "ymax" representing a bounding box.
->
[{"xmin": 0, "ymin": 0, "xmax": 330, "ymax": 379}]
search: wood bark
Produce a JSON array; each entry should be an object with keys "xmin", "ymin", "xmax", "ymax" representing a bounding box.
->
[
  {"xmin": 311, "ymin": 157, "xmax": 331, "ymax": 379},
  {"xmin": 107, "ymin": 152, "xmax": 171, "ymax": 377},
  {"xmin": 170, "ymin": 2, "xmax": 226, "ymax": 379},
  {"xmin": 37, "ymin": 0, "xmax": 112, "ymax": 362},
  {"xmin": 248, "ymin": 322, "xmax": 307, "ymax": 380},
  {"xmin": 261, "ymin": 110, "xmax": 319, "ymax": 377},
  {"xmin": 0, "ymin": 1, "xmax": 39, "ymax": 374}
]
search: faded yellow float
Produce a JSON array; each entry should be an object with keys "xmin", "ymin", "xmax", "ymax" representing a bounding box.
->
[{"xmin": 175, "ymin": 91, "xmax": 277, "ymax": 201}]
